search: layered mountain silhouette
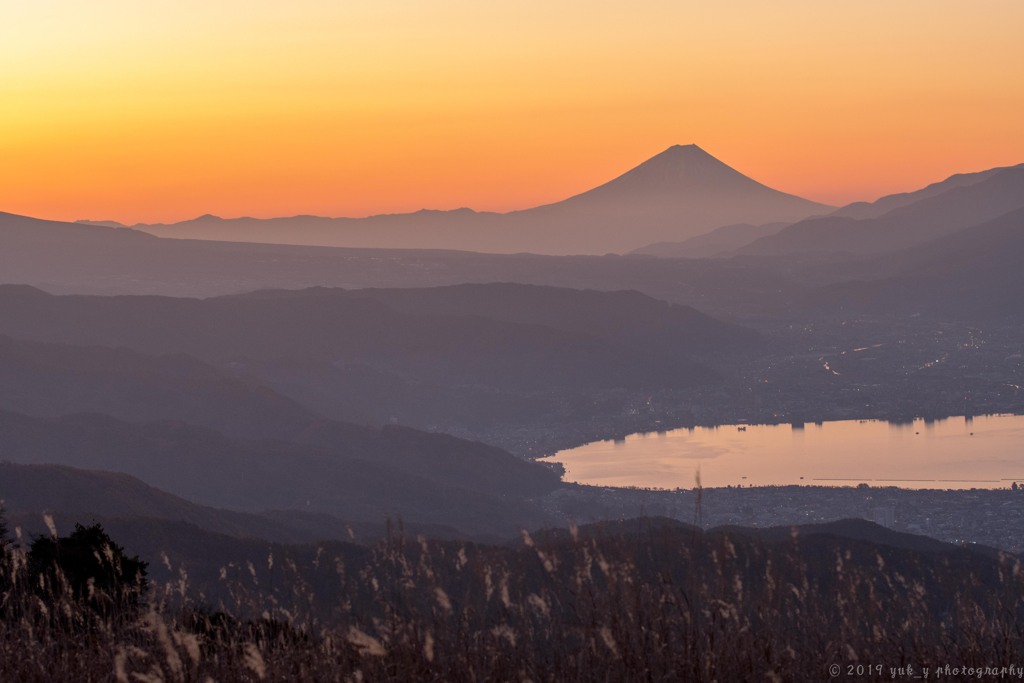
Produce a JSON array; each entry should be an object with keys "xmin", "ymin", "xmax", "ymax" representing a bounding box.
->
[
  {"xmin": 736, "ymin": 165, "xmax": 1024, "ymax": 259},
  {"xmin": 630, "ymin": 221, "xmax": 791, "ymax": 258},
  {"xmin": 0, "ymin": 411, "xmax": 559, "ymax": 537},
  {"xmin": 829, "ymin": 164, "xmax": 1022, "ymax": 220},
  {"xmin": 819, "ymin": 205, "xmax": 1024, "ymax": 320},
  {"xmin": 0, "ymin": 284, "xmax": 753, "ymax": 444},
  {"xmin": 0, "ymin": 284, "xmax": 734, "ymax": 390},
  {"xmin": 5, "ymin": 152, "xmax": 1021, "ymax": 328},
  {"xmin": 123, "ymin": 145, "xmax": 830, "ymax": 254},
  {"xmin": 629, "ymin": 162, "xmax": 1024, "ymax": 261},
  {"xmin": 0, "ymin": 461, "xmax": 333, "ymax": 544},
  {"xmin": 5, "ymin": 153, "xmax": 1022, "ymax": 327},
  {"xmin": 0, "ymin": 209, "xmax": 804, "ymax": 316}
]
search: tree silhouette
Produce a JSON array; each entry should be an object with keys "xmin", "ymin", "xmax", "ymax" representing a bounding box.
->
[
  {"xmin": 0, "ymin": 506, "xmax": 8, "ymax": 550},
  {"xmin": 28, "ymin": 523, "xmax": 148, "ymax": 614}
]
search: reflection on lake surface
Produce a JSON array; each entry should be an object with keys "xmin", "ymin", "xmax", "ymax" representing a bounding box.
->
[{"xmin": 540, "ymin": 414, "xmax": 1024, "ymax": 490}]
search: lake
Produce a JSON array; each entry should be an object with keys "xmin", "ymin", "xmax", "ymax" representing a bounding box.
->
[{"xmin": 540, "ymin": 414, "xmax": 1024, "ymax": 490}]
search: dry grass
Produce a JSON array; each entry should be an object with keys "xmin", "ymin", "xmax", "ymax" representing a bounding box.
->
[{"xmin": 2, "ymin": 517, "xmax": 1023, "ymax": 681}]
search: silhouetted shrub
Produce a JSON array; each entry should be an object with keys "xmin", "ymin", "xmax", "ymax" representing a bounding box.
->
[{"xmin": 27, "ymin": 522, "xmax": 148, "ymax": 615}]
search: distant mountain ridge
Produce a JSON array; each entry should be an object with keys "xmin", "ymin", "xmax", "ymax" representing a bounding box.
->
[
  {"xmin": 737, "ymin": 166, "xmax": 1024, "ymax": 258},
  {"xmin": 1, "ymin": 208, "xmax": 807, "ymax": 316},
  {"xmin": 630, "ymin": 222, "xmax": 791, "ymax": 258},
  {"xmin": 829, "ymin": 163, "xmax": 1024, "ymax": 220},
  {"xmin": 5, "ymin": 155, "xmax": 1021, "ymax": 325},
  {"xmin": 123, "ymin": 145, "xmax": 831, "ymax": 255},
  {"xmin": 817, "ymin": 204, "xmax": 1024, "ymax": 320}
]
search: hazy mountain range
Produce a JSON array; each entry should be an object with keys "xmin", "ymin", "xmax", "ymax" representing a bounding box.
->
[
  {"xmin": 0, "ymin": 211, "xmax": 804, "ymax": 316},
  {"xmin": 0, "ymin": 147, "xmax": 1010, "ymax": 322},
  {"xmin": 737, "ymin": 164, "xmax": 1024, "ymax": 259},
  {"xmin": 820, "ymin": 205, "xmax": 1024, "ymax": 320},
  {"xmin": 81, "ymin": 145, "xmax": 832, "ymax": 255},
  {"xmin": 633, "ymin": 161, "xmax": 1024, "ymax": 260},
  {"xmin": 0, "ymin": 283, "xmax": 753, "ymax": 446}
]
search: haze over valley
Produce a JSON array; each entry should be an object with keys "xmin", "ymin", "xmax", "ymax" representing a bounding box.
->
[{"xmin": 4, "ymin": 144, "xmax": 1023, "ymax": 531}]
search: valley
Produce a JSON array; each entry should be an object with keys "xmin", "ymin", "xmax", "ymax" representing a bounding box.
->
[{"xmin": 2, "ymin": 142, "xmax": 1023, "ymax": 681}]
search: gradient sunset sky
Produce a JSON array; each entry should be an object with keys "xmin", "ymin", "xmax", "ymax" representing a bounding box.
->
[{"xmin": 3, "ymin": 1, "xmax": 1023, "ymax": 224}]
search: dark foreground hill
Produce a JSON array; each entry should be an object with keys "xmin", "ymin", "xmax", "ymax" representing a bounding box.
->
[
  {"xmin": 0, "ymin": 409, "xmax": 561, "ymax": 538},
  {"xmin": 0, "ymin": 462, "xmax": 330, "ymax": 543}
]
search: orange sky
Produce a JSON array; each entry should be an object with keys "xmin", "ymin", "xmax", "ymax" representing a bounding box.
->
[{"xmin": 2, "ymin": 1, "xmax": 1023, "ymax": 224}]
